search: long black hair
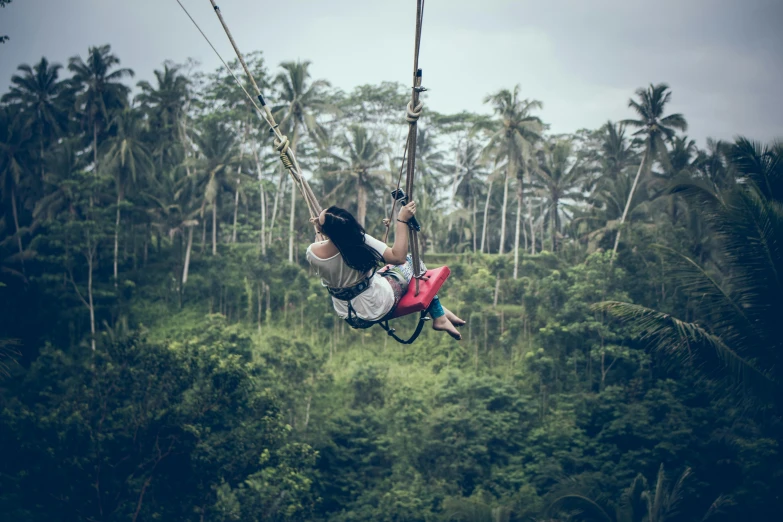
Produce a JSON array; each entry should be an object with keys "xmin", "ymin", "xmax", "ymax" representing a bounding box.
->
[{"xmin": 320, "ymin": 206, "xmax": 384, "ymax": 273}]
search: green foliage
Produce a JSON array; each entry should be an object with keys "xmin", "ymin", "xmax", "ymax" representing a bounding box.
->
[
  {"xmin": 0, "ymin": 333, "xmax": 316, "ymax": 520},
  {"xmin": 1, "ymin": 43, "xmax": 781, "ymax": 522},
  {"xmin": 598, "ymin": 139, "xmax": 783, "ymax": 406}
]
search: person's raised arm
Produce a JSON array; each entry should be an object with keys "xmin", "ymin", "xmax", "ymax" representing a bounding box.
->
[{"xmin": 383, "ymin": 201, "xmax": 416, "ymax": 264}]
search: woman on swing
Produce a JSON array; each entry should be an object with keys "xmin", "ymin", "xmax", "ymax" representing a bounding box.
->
[{"xmin": 307, "ymin": 202, "xmax": 464, "ymax": 340}]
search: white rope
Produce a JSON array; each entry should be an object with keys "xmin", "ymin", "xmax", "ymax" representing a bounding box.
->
[
  {"xmin": 406, "ymin": 100, "xmax": 424, "ymax": 123},
  {"xmin": 174, "ymin": 0, "xmax": 322, "ymax": 220},
  {"xmin": 174, "ymin": 0, "xmax": 262, "ymax": 116}
]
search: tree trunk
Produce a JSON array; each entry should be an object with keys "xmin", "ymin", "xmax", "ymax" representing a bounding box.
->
[
  {"xmin": 232, "ymin": 140, "xmax": 245, "ymax": 244},
  {"xmin": 212, "ymin": 200, "xmax": 217, "ymax": 256},
  {"xmin": 480, "ymin": 179, "xmax": 493, "ymax": 253},
  {"xmin": 472, "ymin": 195, "xmax": 477, "ymax": 253},
  {"xmin": 499, "ymin": 161, "xmax": 511, "ymax": 255},
  {"xmin": 269, "ymin": 165, "xmax": 284, "ymax": 245},
  {"xmin": 449, "ymin": 146, "xmax": 462, "ymax": 237},
  {"xmin": 253, "ymin": 147, "xmax": 267, "ymax": 255},
  {"xmin": 357, "ymin": 179, "xmax": 367, "ymax": 228},
  {"xmin": 257, "ymin": 283, "xmax": 263, "ymax": 332},
  {"xmin": 93, "ymin": 123, "xmax": 99, "ymax": 175},
  {"xmin": 114, "ymin": 189, "xmax": 122, "ymax": 288},
  {"xmin": 303, "ymin": 395, "xmax": 312, "ymax": 430},
  {"xmin": 181, "ymin": 116, "xmax": 193, "ymax": 178},
  {"xmin": 612, "ymin": 150, "xmax": 647, "ymax": 261},
  {"xmin": 144, "ymin": 224, "xmax": 149, "ymax": 266},
  {"xmin": 513, "ymin": 180, "xmax": 522, "ymax": 279},
  {"xmin": 132, "ymin": 226, "xmax": 138, "ymax": 271},
  {"xmin": 182, "ymin": 226, "xmax": 194, "ymax": 285},
  {"xmin": 200, "ymin": 203, "xmax": 207, "ymax": 253},
  {"xmin": 530, "ymin": 211, "xmax": 536, "ymax": 255},
  {"xmin": 88, "ymin": 244, "xmax": 96, "ymax": 351},
  {"xmin": 551, "ymin": 197, "xmax": 558, "ymax": 252},
  {"xmin": 232, "ymin": 177, "xmax": 240, "ymax": 243},
  {"xmin": 288, "ymin": 178, "xmax": 296, "ymax": 263},
  {"xmin": 40, "ymin": 141, "xmax": 46, "ymax": 183},
  {"xmin": 10, "ymin": 186, "xmax": 25, "ymax": 273},
  {"xmin": 288, "ymin": 129, "xmax": 299, "ymax": 264},
  {"xmin": 177, "ymin": 232, "xmax": 184, "ymax": 308},
  {"xmin": 265, "ymin": 282, "xmax": 271, "ymax": 323}
]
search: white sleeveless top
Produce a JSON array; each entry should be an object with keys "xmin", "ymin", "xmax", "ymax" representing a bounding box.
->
[{"xmin": 306, "ymin": 234, "xmax": 395, "ymax": 321}]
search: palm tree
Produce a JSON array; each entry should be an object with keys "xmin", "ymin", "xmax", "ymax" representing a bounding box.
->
[
  {"xmin": 443, "ymin": 495, "xmax": 512, "ymax": 522},
  {"xmin": 598, "ymin": 138, "xmax": 783, "ymax": 406},
  {"xmin": 665, "ymin": 136, "xmax": 698, "ymax": 179},
  {"xmin": 325, "ymin": 125, "xmax": 387, "ymax": 228},
  {"xmin": 546, "ymin": 464, "xmax": 725, "ymax": 522},
  {"xmin": 144, "ymin": 166, "xmax": 200, "ymax": 291},
  {"xmin": 601, "ymin": 121, "xmax": 634, "ymax": 181},
  {"xmin": 453, "ymin": 139, "xmax": 487, "ymax": 252},
  {"xmin": 580, "ymin": 168, "xmax": 651, "ymax": 254},
  {"xmin": 192, "ymin": 117, "xmax": 238, "ymax": 256},
  {"xmin": 68, "ymin": 44, "xmax": 134, "ymax": 177},
  {"xmin": 410, "ymin": 128, "xmax": 450, "ymax": 251},
  {"xmin": 533, "ymin": 139, "xmax": 591, "ymax": 252},
  {"xmin": 103, "ymin": 108, "xmax": 154, "ymax": 286},
  {"xmin": 612, "ymin": 83, "xmax": 687, "ymax": 258},
  {"xmin": 480, "ymin": 167, "xmax": 502, "ymax": 254},
  {"xmin": 0, "ymin": 339, "xmax": 21, "ymax": 380},
  {"xmin": 414, "ymin": 128, "xmax": 449, "ymax": 205},
  {"xmin": 479, "ymin": 86, "xmax": 543, "ymax": 258},
  {"xmin": 573, "ymin": 122, "xmax": 637, "ymax": 252},
  {"xmin": 697, "ymin": 138, "xmax": 733, "ymax": 194},
  {"xmin": 136, "ymin": 62, "xmax": 190, "ymax": 171},
  {"xmin": 2, "ymin": 57, "xmax": 69, "ymax": 182},
  {"xmin": 0, "ymin": 107, "xmax": 31, "ymax": 271},
  {"xmin": 651, "ymin": 135, "xmax": 699, "ymax": 226},
  {"xmin": 34, "ymin": 139, "xmax": 84, "ymax": 223},
  {"xmin": 272, "ymin": 60, "xmax": 331, "ymax": 263}
]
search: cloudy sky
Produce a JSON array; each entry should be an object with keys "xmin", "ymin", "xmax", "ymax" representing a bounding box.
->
[{"xmin": 2, "ymin": 0, "xmax": 782, "ymax": 145}]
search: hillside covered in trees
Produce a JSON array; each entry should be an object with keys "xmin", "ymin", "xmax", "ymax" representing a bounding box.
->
[{"xmin": 1, "ymin": 41, "xmax": 781, "ymax": 522}]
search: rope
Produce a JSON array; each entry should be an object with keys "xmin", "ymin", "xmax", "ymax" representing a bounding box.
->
[
  {"xmin": 174, "ymin": 0, "xmax": 260, "ymax": 114},
  {"xmin": 381, "ymin": 98, "xmax": 423, "ymax": 243},
  {"xmin": 213, "ymin": 0, "xmax": 322, "ymax": 218},
  {"xmin": 406, "ymin": 0, "xmax": 427, "ymax": 294},
  {"xmin": 177, "ymin": 0, "xmax": 322, "ymax": 225},
  {"xmin": 382, "ymin": 0, "xmax": 427, "ymax": 296},
  {"xmin": 406, "ymin": 100, "xmax": 423, "ymax": 123},
  {"xmin": 382, "ymin": 130, "xmax": 411, "ymax": 243},
  {"xmin": 274, "ymin": 135, "xmax": 293, "ymax": 169},
  {"xmin": 206, "ymin": 1, "xmax": 270, "ymax": 120}
]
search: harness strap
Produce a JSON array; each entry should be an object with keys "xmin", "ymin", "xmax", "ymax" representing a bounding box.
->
[
  {"xmin": 378, "ymin": 311, "xmax": 430, "ymax": 345},
  {"xmin": 326, "ymin": 268, "xmax": 376, "ymax": 301}
]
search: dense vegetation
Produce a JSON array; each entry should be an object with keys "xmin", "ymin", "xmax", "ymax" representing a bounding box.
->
[{"xmin": 1, "ymin": 43, "xmax": 781, "ymax": 521}]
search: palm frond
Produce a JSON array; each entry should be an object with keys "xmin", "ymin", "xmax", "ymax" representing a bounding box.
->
[
  {"xmin": 593, "ymin": 301, "xmax": 774, "ymax": 394},
  {"xmin": 546, "ymin": 494, "xmax": 614, "ymax": 522}
]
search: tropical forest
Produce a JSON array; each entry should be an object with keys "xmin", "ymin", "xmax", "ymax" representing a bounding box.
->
[{"xmin": 1, "ymin": 2, "xmax": 782, "ymax": 520}]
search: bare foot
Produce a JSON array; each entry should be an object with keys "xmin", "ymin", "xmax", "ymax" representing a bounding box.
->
[
  {"xmin": 432, "ymin": 316, "xmax": 462, "ymax": 340},
  {"xmin": 442, "ymin": 307, "xmax": 466, "ymax": 327}
]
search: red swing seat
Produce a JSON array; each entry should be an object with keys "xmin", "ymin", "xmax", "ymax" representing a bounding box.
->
[{"xmin": 388, "ymin": 266, "xmax": 451, "ymax": 318}]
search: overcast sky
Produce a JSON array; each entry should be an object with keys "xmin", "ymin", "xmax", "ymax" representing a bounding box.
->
[{"xmin": 2, "ymin": 0, "xmax": 782, "ymax": 145}]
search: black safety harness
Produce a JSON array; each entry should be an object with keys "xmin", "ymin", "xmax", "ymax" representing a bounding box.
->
[{"xmin": 326, "ymin": 270, "xmax": 430, "ymax": 345}]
